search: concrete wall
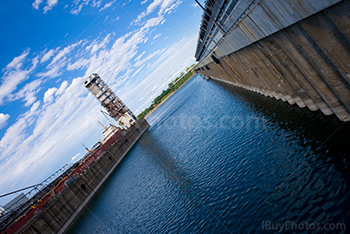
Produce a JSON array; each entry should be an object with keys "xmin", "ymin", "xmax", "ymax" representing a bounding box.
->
[
  {"xmin": 197, "ymin": 0, "xmax": 350, "ymax": 122},
  {"xmin": 19, "ymin": 119, "xmax": 150, "ymax": 234}
]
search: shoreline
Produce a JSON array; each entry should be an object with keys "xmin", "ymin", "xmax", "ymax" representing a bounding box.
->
[{"xmin": 145, "ymin": 72, "xmax": 196, "ymax": 119}]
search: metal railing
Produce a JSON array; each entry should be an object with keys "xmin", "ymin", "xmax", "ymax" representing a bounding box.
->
[
  {"xmin": 0, "ymin": 163, "xmax": 74, "ymax": 231},
  {"xmin": 195, "ymin": 0, "xmax": 257, "ymax": 62}
]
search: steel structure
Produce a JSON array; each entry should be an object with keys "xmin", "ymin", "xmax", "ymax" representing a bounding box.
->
[
  {"xmin": 195, "ymin": 0, "xmax": 244, "ymax": 62},
  {"xmin": 83, "ymin": 74, "xmax": 137, "ymax": 129},
  {"xmin": 0, "ymin": 164, "xmax": 73, "ymax": 231}
]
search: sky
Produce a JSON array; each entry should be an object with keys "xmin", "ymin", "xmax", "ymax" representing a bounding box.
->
[{"xmin": 0, "ymin": 0, "xmax": 203, "ymax": 203}]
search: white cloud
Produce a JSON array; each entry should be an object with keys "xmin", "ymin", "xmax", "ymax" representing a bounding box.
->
[
  {"xmin": 43, "ymin": 0, "xmax": 59, "ymax": 13},
  {"xmin": 153, "ymin": 33, "xmax": 161, "ymax": 39},
  {"xmin": 38, "ymin": 41, "xmax": 82, "ymax": 78},
  {"xmin": 70, "ymin": 0, "xmax": 102, "ymax": 14},
  {"xmin": 32, "ymin": 0, "xmax": 44, "ymax": 10},
  {"xmin": 99, "ymin": 0, "xmax": 116, "ymax": 12},
  {"xmin": 132, "ymin": 12, "xmax": 147, "ymax": 25},
  {"xmin": 92, "ymin": 0, "xmax": 102, "ymax": 7},
  {"xmin": 134, "ymin": 51, "xmax": 146, "ymax": 62},
  {"xmin": 67, "ymin": 58, "xmax": 90, "ymax": 71},
  {"xmin": 41, "ymin": 49, "xmax": 55, "ymax": 63},
  {"xmin": 0, "ymin": 50, "xmax": 38, "ymax": 105},
  {"xmin": 4, "ymin": 49, "xmax": 29, "ymax": 71},
  {"xmin": 56, "ymin": 81, "xmax": 69, "ymax": 96},
  {"xmin": 151, "ymin": 85, "xmax": 158, "ymax": 92},
  {"xmin": 37, "ymin": 60, "xmax": 65, "ymax": 78},
  {"xmin": 160, "ymin": 0, "xmax": 181, "ymax": 15},
  {"xmin": 43, "ymin": 81, "xmax": 68, "ymax": 104},
  {"xmin": 143, "ymin": 15, "xmax": 164, "ymax": 28},
  {"xmin": 0, "ymin": 113, "xmax": 10, "ymax": 129},
  {"xmin": 131, "ymin": 0, "xmax": 163, "ymax": 24},
  {"xmin": 146, "ymin": 0, "xmax": 163, "ymax": 14},
  {"xmin": 133, "ymin": 49, "xmax": 163, "ymax": 67},
  {"xmin": 32, "ymin": 0, "xmax": 59, "ymax": 12},
  {"xmin": 90, "ymin": 34, "xmax": 111, "ymax": 54},
  {"xmin": 131, "ymin": 64, "xmax": 145, "ymax": 78},
  {"xmin": 9, "ymin": 79, "xmax": 42, "ymax": 106},
  {"xmin": 0, "ymin": 70, "xmax": 32, "ymax": 104},
  {"xmin": 141, "ymin": 0, "xmax": 149, "ymax": 4},
  {"xmin": 49, "ymin": 41, "xmax": 81, "ymax": 66},
  {"xmin": 131, "ymin": 0, "xmax": 181, "ymax": 25},
  {"xmin": 43, "ymin": 87, "xmax": 58, "ymax": 103},
  {"xmin": 71, "ymin": 152, "xmax": 81, "ymax": 161},
  {"xmin": 0, "ymin": 101, "xmax": 41, "ymax": 163},
  {"xmin": 70, "ymin": 4, "xmax": 84, "ymax": 14},
  {"xmin": 32, "ymin": 56, "xmax": 40, "ymax": 69}
]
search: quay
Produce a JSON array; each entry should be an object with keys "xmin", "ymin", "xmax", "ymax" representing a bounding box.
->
[{"xmin": 21, "ymin": 119, "xmax": 149, "ymax": 234}]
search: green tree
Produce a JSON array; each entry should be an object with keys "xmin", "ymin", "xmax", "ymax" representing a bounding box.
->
[
  {"xmin": 137, "ymin": 63, "xmax": 198, "ymax": 119},
  {"xmin": 168, "ymin": 82, "xmax": 174, "ymax": 91}
]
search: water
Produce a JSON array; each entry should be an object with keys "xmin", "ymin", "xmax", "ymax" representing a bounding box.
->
[{"xmin": 68, "ymin": 75, "xmax": 350, "ymax": 233}]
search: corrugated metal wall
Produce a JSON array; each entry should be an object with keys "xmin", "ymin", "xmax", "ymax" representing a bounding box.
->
[{"xmin": 197, "ymin": 0, "xmax": 341, "ymax": 65}]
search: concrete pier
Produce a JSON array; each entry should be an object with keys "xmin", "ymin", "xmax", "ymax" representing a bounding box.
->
[
  {"xmin": 195, "ymin": 0, "xmax": 350, "ymax": 121},
  {"xmin": 17, "ymin": 119, "xmax": 149, "ymax": 234}
]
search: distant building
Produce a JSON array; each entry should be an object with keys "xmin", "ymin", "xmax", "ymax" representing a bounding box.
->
[{"xmin": 3, "ymin": 193, "xmax": 29, "ymax": 212}]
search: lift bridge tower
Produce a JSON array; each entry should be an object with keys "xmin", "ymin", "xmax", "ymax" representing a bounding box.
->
[{"xmin": 83, "ymin": 73, "xmax": 137, "ymax": 129}]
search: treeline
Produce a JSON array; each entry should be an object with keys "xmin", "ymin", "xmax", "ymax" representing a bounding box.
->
[{"xmin": 138, "ymin": 64, "xmax": 196, "ymax": 119}]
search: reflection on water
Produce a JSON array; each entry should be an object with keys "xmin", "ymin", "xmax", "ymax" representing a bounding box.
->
[
  {"xmin": 219, "ymin": 81, "xmax": 350, "ymax": 184},
  {"xmin": 69, "ymin": 75, "xmax": 350, "ymax": 233}
]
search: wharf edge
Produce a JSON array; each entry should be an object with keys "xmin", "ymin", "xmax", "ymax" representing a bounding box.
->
[{"xmin": 18, "ymin": 119, "xmax": 149, "ymax": 234}]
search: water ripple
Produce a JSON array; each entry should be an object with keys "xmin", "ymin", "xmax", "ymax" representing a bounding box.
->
[{"xmin": 69, "ymin": 76, "xmax": 350, "ymax": 234}]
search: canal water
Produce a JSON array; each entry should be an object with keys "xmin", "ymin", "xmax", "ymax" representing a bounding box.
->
[{"xmin": 68, "ymin": 75, "xmax": 350, "ymax": 233}]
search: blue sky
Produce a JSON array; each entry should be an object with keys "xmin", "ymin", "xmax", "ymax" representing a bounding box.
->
[{"xmin": 0, "ymin": 0, "xmax": 203, "ymax": 201}]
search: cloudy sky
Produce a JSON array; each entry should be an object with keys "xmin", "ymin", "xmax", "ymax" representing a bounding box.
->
[{"xmin": 0, "ymin": 0, "xmax": 202, "ymax": 201}]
